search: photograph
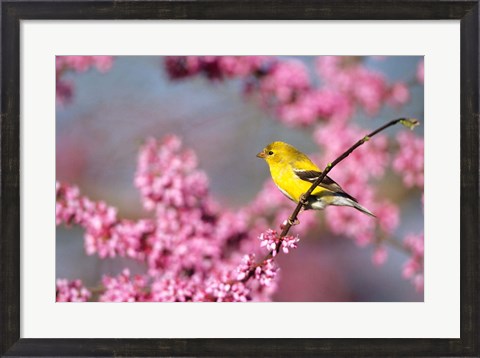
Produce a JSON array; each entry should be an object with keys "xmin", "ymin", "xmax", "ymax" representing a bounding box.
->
[
  {"xmin": 56, "ymin": 55, "xmax": 424, "ymax": 303},
  {"xmin": 2, "ymin": 1, "xmax": 477, "ymax": 355}
]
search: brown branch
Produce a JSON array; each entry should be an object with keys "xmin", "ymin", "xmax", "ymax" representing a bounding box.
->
[{"xmin": 238, "ymin": 117, "xmax": 419, "ymax": 283}]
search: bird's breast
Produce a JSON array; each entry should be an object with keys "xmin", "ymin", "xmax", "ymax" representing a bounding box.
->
[{"xmin": 269, "ymin": 164, "xmax": 313, "ymax": 202}]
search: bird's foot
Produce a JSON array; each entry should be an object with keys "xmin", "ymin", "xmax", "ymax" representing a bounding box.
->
[
  {"xmin": 288, "ymin": 218, "xmax": 300, "ymax": 226},
  {"xmin": 299, "ymin": 194, "xmax": 309, "ymax": 206}
]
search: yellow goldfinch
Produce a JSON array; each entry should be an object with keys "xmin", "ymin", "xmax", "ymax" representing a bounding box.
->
[{"xmin": 257, "ymin": 141, "xmax": 375, "ymax": 217}]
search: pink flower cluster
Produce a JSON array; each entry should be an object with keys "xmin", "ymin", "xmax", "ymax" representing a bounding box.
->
[
  {"xmin": 417, "ymin": 60, "xmax": 424, "ymax": 84},
  {"xmin": 257, "ymin": 59, "xmax": 311, "ymax": 112},
  {"xmin": 133, "ymin": 136, "xmax": 232, "ymax": 277},
  {"xmin": 134, "ymin": 135, "xmax": 209, "ymax": 211},
  {"xmin": 316, "ymin": 56, "xmax": 411, "ymax": 115},
  {"xmin": 56, "ymin": 279, "xmax": 91, "ymax": 302},
  {"xmin": 57, "ymin": 135, "xmax": 302, "ymax": 302},
  {"xmin": 393, "ymin": 131, "xmax": 424, "ymax": 188},
  {"xmin": 165, "ymin": 56, "xmax": 413, "ymax": 128},
  {"xmin": 99, "ymin": 269, "xmax": 150, "ymax": 302},
  {"xmin": 234, "ymin": 254, "xmax": 278, "ymax": 289},
  {"xmin": 56, "ymin": 181, "xmax": 154, "ymax": 259},
  {"xmin": 56, "ymin": 56, "xmax": 114, "ymax": 74},
  {"xmin": 258, "ymin": 229, "xmax": 300, "ymax": 256},
  {"xmin": 165, "ymin": 56, "xmax": 272, "ymax": 80},
  {"xmin": 56, "ymin": 56, "xmax": 114, "ymax": 105},
  {"xmin": 372, "ymin": 246, "xmax": 388, "ymax": 266},
  {"xmin": 403, "ymin": 233, "xmax": 424, "ymax": 291},
  {"xmin": 314, "ymin": 123, "xmax": 390, "ymax": 180},
  {"xmin": 204, "ymin": 276, "xmax": 251, "ymax": 302}
]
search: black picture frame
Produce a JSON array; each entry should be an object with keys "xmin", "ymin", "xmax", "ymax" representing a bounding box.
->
[{"xmin": 1, "ymin": 1, "xmax": 478, "ymax": 356}]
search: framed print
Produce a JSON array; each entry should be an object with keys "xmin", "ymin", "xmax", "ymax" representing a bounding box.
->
[{"xmin": 1, "ymin": 1, "xmax": 479, "ymax": 357}]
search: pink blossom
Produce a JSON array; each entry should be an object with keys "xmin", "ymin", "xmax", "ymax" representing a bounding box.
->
[
  {"xmin": 56, "ymin": 279, "xmax": 91, "ymax": 302},
  {"xmin": 247, "ymin": 258, "xmax": 278, "ymax": 287},
  {"xmin": 325, "ymin": 203, "xmax": 376, "ymax": 246},
  {"xmin": 92, "ymin": 56, "xmax": 114, "ymax": 72},
  {"xmin": 316, "ymin": 56, "xmax": 411, "ymax": 116},
  {"xmin": 276, "ymin": 89, "xmax": 353, "ymax": 127},
  {"xmin": 204, "ymin": 276, "xmax": 250, "ymax": 302},
  {"xmin": 132, "ymin": 136, "xmax": 231, "ymax": 276},
  {"xmin": 235, "ymin": 254, "xmax": 256, "ymax": 281},
  {"xmin": 404, "ymin": 233, "xmax": 424, "ymax": 257},
  {"xmin": 314, "ymin": 123, "xmax": 389, "ymax": 180},
  {"xmin": 403, "ymin": 258, "xmax": 421, "ymax": 278},
  {"xmin": 259, "ymin": 229, "xmax": 280, "ymax": 254},
  {"xmin": 56, "ymin": 182, "xmax": 82, "ymax": 225},
  {"xmin": 313, "ymin": 90, "xmax": 353, "ymax": 124},
  {"xmin": 375, "ymin": 201, "xmax": 400, "ymax": 235},
  {"xmin": 56, "ymin": 181, "xmax": 154, "ymax": 259},
  {"xmin": 256, "ymin": 259, "xmax": 278, "ymax": 287},
  {"xmin": 56, "ymin": 56, "xmax": 114, "ymax": 73},
  {"xmin": 57, "ymin": 56, "xmax": 93, "ymax": 72},
  {"xmin": 56, "ymin": 79, "xmax": 74, "ymax": 105},
  {"xmin": 165, "ymin": 56, "xmax": 202, "ymax": 79},
  {"xmin": 99, "ymin": 269, "xmax": 150, "ymax": 302},
  {"xmin": 82, "ymin": 199, "xmax": 119, "ymax": 257},
  {"xmin": 56, "ymin": 56, "xmax": 114, "ymax": 105},
  {"xmin": 315, "ymin": 56, "xmax": 344, "ymax": 82},
  {"xmin": 258, "ymin": 229, "xmax": 300, "ymax": 256},
  {"xmin": 388, "ymin": 82, "xmax": 410, "ymax": 107},
  {"xmin": 56, "ymin": 134, "xmax": 88, "ymax": 182},
  {"xmin": 353, "ymin": 70, "xmax": 388, "ymax": 115},
  {"xmin": 112, "ymin": 219, "xmax": 155, "ymax": 261},
  {"xmin": 413, "ymin": 274, "xmax": 424, "ymax": 292},
  {"xmin": 257, "ymin": 59, "xmax": 311, "ymax": 111},
  {"xmin": 134, "ymin": 135, "xmax": 209, "ymax": 211},
  {"xmin": 417, "ymin": 60, "xmax": 424, "ymax": 84},
  {"xmin": 402, "ymin": 233, "xmax": 424, "ymax": 291},
  {"xmin": 316, "ymin": 56, "xmax": 389, "ymax": 115},
  {"xmin": 165, "ymin": 56, "xmax": 271, "ymax": 81},
  {"xmin": 393, "ymin": 131, "xmax": 424, "ymax": 188},
  {"xmin": 202, "ymin": 261, "xmax": 254, "ymax": 302},
  {"xmin": 217, "ymin": 56, "xmax": 271, "ymax": 77},
  {"xmin": 281, "ymin": 235, "xmax": 300, "ymax": 254},
  {"xmin": 372, "ymin": 246, "xmax": 388, "ymax": 266},
  {"xmin": 150, "ymin": 275, "xmax": 206, "ymax": 302}
]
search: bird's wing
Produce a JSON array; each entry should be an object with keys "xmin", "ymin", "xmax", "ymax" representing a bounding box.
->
[{"xmin": 293, "ymin": 169, "xmax": 358, "ymax": 202}]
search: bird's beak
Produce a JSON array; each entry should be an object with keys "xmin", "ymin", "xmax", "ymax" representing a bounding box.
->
[{"xmin": 256, "ymin": 151, "xmax": 266, "ymax": 159}]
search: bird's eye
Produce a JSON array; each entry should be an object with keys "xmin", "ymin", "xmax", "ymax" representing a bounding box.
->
[{"xmin": 268, "ymin": 151, "xmax": 274, "ymax": 155}]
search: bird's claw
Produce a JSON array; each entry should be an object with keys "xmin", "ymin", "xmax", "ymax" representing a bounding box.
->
[
  {"xmin": 288, "ymin": 218, "xmax": 300, "ymax": 226},
  {"xmin": 299, "ymin": 194, "xmax": 309, "ymax": 206}
]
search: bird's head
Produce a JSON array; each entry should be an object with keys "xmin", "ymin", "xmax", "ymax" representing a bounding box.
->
[{"xmin": 256, "ymin": 141, "xmax": 301, "ymax": 165}]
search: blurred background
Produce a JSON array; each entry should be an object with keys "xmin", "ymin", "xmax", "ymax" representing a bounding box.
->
[{"xmin": 56, "ymin": 56, "xmax": 424, "ymax": 301}]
